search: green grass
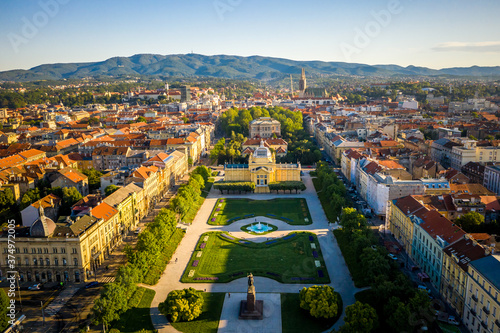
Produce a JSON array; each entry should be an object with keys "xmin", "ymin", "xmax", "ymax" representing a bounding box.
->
[
  {"xmin": 312, "ymin": 178, "xmax": 338, "ymax": 222},
  {"xmin": 112, "ymin": 287, "xmax": 156, "ymax": 333},
  {"xmin": 281, "ymin": 292, "xmax": 342, "ymax": 333},
  {"xmin": 181, "ymin": 231, "xmax": 330, "ymax": 284},
  {"xmin": 208, "ymin": 198, "xmax": 312, "ymax": 225},
  {"xmin": 170, "ymin": 292, "xmax": 225, "ymax": 333},
  {"xmin": 240, "ymin": 222, "xmax": 278, "ymax": 235},
  {"xmin": 333, "ymin": 229, "xmax": 367, "ymax": 288}
]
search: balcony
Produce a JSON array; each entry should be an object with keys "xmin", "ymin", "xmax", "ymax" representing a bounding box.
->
[
  {"xmin": 472, "ymin": 294, "xmax": 478, "ymax": 302},
  {"xmin": 483, "ymin": 306, "xmax": 490, "ymax": 315},
  {"xmin": 471, "ymin": 308, "xmax": 477, "ymax": 316},
  {"xmin": 481, "ymin": 321, "xmax": 488, "ymax": 329},
  {"xmin": 496, "ymin": 319, "xmax": 500, "ymax": 328}
]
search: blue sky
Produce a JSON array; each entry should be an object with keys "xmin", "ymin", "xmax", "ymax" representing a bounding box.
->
[{"xmin": 0, "ymin": 0, "xmax": 499, "ymax": 71}]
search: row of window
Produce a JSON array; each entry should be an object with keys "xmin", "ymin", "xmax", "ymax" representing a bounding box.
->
[
  {"xmin": 3, "ymin": 247, "xmax": 76, "ymax": 254},
  {"xmin": 8, "ymin": 257, "xmax": 78, "ymax": 267}
]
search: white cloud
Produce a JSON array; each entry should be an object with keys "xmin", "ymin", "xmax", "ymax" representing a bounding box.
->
[{"xmin": 432, "ymin": 41, "xmax": 500, "ymax": 52}]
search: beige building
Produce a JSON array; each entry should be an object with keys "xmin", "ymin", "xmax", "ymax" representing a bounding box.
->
[
  {"xmin": 440, "ymin": 237, "xmax": 487, "ymax": 318},
  {"xmin": 463, "ymin": 254, "xmax": 500, "ymax": 333},
  {"xmin": 249, "ymin": 117, "xmax": 281, "ymax": 138},
  {"xmin": 0, "ymin": 203, "xmax": 120, "ymax": 283},
  {"xmin": 224, "ymin": 141, "xmax": 301, "ymax": 193}
]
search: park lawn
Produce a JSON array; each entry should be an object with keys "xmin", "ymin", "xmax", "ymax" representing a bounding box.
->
[
  {"xmin": 281, "ymin": 292, "xmax": 342, "ymax": 333},
  {"xmin": 112, "ymin": 287, "xmax": 156, "ymax": 333},
  {"xmin": 333, "ymin": 229, "xmax": 367, "ymax": 288},
  {"xmin": 208, "ymin": 198, "xmax": 312, "ymax": 225},
  {"xmin": 170, "ymin": 292, "xmax": 225, "ymax": 333},
  {"xmin": 181, "ymin": 231, "xmax": 330, "ymax": 284}
]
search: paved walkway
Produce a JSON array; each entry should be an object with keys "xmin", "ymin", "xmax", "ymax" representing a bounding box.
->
[
  {"xmin": 218, "ymin": 293, "xmax": 282, "ymax": 333},
  {"xmin": 149, "ymin": 171, "xmax": 361, "ymax": 332}
]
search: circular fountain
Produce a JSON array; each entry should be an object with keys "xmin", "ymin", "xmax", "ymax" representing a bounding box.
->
[{"xmin": 247, "ymin": 221, "xmax": 273, "ymax": 234}]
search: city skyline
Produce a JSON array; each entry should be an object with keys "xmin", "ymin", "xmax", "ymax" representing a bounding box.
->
[{"xmin": 1, "ymin": 0, "xmax": 500, "ymax": 72}]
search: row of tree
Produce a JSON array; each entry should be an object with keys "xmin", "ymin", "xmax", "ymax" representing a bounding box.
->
[
  {"xmin": 268, "ymin": 181, "xmax": 306, "ymax": 193},
  {"xmin": 335, "ymin": 207, "xmax": 434, "ymax": 332},
  {"xmin": 92, "ymin": 166, "xmax": 211, "ymax": 330},
  {"xmin": 315, "ymin": 162, "xmax": 347, "ymax": 219},
  {"xmin": 213, "ymin": 181, "xmax": 255, "ymax": 194},
  {"xmin": 170, "ymin": 166, "xmax": 211, "ymax": 221}
]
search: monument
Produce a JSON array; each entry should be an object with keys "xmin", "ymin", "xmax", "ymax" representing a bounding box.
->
[{"xmin": 239, "ymin": 273, "xmax": 264, "ymax": 320}]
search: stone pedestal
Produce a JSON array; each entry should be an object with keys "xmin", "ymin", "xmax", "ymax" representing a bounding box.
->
[{"xmin": 239, "ymin": 285, "xmax": 263, "ymax": 320}]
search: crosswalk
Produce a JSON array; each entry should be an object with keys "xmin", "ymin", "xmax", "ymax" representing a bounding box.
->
[
  {"xmin": 97, "ymin": 275, "xmax": 115, "ymax": 284},
  {"xmin": 43, "ymin": 285, "xmax": 80, "ymax": 317}
]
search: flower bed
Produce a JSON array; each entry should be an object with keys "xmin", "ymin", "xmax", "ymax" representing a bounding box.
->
[
  {"xmin": 283, "ymin": 234, "xmax": 296, "ymax": 240},
  {"xmin": 291, "ymin": 277, "xmax": 315, "ymax": 281},
  {"xmin": 312, "ymin": 250, "xmax": 318, "ymax": 258},
  {"xmin": 308, "ymin": 236, "xmax": 314, "ymax": 242},
  {"xmin": 194, "ymin": 277, "xmax": 219, "ymax": 281},
  {"xmin": 200, "ymin": 243, "xmax": 206, "ymax": 249},
  {"xmin": 318, "ymin": 270, "xmax": 324, "ymax": 278},
  {"xmin": 192, "ymin": 260, "xmax": 199, "ymax": 267}
]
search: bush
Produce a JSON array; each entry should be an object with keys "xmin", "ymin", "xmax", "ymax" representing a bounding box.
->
[
  {"xmin": 299, "ymin": 285, "xmax": 340, "ymax": 319},
  {"xmin": 159, "ymin": 288, "xmax": 204, "ymax": 323}
]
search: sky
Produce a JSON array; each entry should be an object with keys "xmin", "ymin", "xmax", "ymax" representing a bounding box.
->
[{"xmin": 0, "ymin": 0, "xmax": 499, "ymax": 72}]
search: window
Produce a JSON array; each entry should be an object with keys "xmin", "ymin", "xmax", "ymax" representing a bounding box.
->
[
  {"xmin": 61, "ymin": 248, "xmax": 66, "ymax": 254},
  {"xmin": 23, "ymin": 248, "xmax": 28, "ymax": 253},
  {"xmin": 53, "ymin": 248, "xmax": 58, "ymax": 254},
  {"xmin": 43, "ymin": 248, "xmax": 48, "ymax": 254},
  {"xmin": 46, "ymin": 258, "xmax": 50, "ymax": 266},
  {"xmin": 31, "ymin": 248, "xmax": 36, "ymax": 254},
  {"xmin": 39, "ymin": 258, "xmax": 43, "ymax": 266},
  {"xmin": 37, "ymin": 248, "xmax": 42, "ymax": 254},
  {"xmin": 72, "ymin": 248, "xmax": 77, "ymax": 254},
  {"xmin": 33, "ymin": 258, "xmax": 37, "ymax": 266},
  {"xmin": 25, "ymin": 258, "xmax": 29, "ymax": 266},
  {"xmin": 54, "ymin": 258, "xmax": 58, "ymax": 266},
  {"xmin": 73, "ymin": 258, "xmax": 78, "ymax": 266},
  {"xmin": 62, "ymin": 258, "xmax": 67, "ymax": 266}
]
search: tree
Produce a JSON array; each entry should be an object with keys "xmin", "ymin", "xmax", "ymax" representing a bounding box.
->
[
  {"xmin": 456, "ymin": 211, "xmax": 484, "ymax": 231},
  {"xmin": 359, "ymin": 248, "xmax": 391, "ymax": 282},
  {"xmin": 20, "ymin": 188, "xmax": 41, "ymax": 210},
  {"xmin": 191, "ymin": 165, "xmax": 211, "ymax": 182},
  {"xmin": 159, "ymin": 288, "xmax": 204, "ymax": 322},
  {"xmin": 82, "ymin": 168, "xmax": 103, "ymax": 192},
  {"xmin": 0, "ymin": 289, "xmax": 10, "ymax": 331},
  {"xmin": 385, "ymin": 297, "xmax": 411, "ymax": 333},
  {"xmin": 299, "ymin": 285, "xmax": 340, "ymax": 319},
  {"xmin": 339, "ymin": 207, "xmax": 367, "ymax": 235},
  {"xmin": 136, "ymin": 116, "xmax": 147, "ymax": 123},
  {"xmin": 0, "ymin": 188, "xmax": 15, "ymax": 208},
  {"xmin": 188, "ymin": 157, "xmax": 193, "ymax": 167},
  {"xmin": 92, "ymin": 283, "xmax": 128, "ymax": 330},
  {"xmin": 60, "ymin": 187, "xmax": 83, "ymax": 215},
  {"xmin": 339, "ymin": 301, "xmax": 378, "ymax": 333},
  {"xmin": 105, "ymin": 185, "xmax": 120, "ymax": 197}
]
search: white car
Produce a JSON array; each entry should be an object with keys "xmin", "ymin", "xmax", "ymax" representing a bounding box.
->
[
  {"xmin": 387, "ymin": 254, "xmax": 398, "ymax": 260},
  {"xmin": 418, "ymin": 285, "xmax": 431, "ymax": 294}
]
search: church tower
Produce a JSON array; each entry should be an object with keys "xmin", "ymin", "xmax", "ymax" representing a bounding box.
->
[{"xmin": 299, "ymin": 68, "xmax": 307, "ymax": 92}]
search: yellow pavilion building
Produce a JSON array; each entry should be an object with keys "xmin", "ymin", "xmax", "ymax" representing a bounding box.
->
[{"xmin": 224, "ymin": 140, "xmax": 301, "ymax": 193}]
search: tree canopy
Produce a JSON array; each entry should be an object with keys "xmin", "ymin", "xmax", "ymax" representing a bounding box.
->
[
  {"xmin": 339, "ymin": 301, "xmax": 378, "ymax": 333},
  {"xmin": 455, "ymin": 211, "xmax": 484, "ymax": 232},
  {"xmin": 299, "ymin": 285, "xmax": 341, "ymax": 319},
  {"xmin": 159, "ymin": 288, "xmax": 204, "ymax": 323}
]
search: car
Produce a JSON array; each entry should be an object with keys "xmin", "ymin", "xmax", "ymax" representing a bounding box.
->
[
  {"xmin": 28, "ymin": 283, "xmax": 41, "ymax": 290},
  {"xmin": 85, "ymin": 281, "xmax": 99, "ymax": 289},
  {"xmin": 134, "ymin": 227, "xmax": 141, "ymax": 234},
  {"xmin": 418, "ymin": 285, "xmax": 431, "ymax": 294},
  {"xmin": 371, "ymin": 245, "xmax": 378, "ymax": 251},
  {"xmin": 387, "ymin": 254, "xmax": 398, "ymax": 260},
  {"xmin": 447, "ymin": 316, "xmax": 459, "ymax": 325}
]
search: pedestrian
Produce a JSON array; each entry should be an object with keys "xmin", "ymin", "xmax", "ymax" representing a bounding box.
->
[
  {"xmin": 175, "ymin": 258, "xmax": 178, "ymax": 263},
  {"xmin": 228, "ymin": 293, "xmax": 231, "ymax": 298}
]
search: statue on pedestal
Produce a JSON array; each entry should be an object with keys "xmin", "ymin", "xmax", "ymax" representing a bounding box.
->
[{"xmin": 239, "ymin": 272, "xmax": 263, "ymax": 320}]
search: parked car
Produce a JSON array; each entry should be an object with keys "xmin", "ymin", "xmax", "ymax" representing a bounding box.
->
[
  {"xmin": 418, "ymin": 285, "xmax": 431, "ymax": 294},
  {"xmin": 85, "ymin": 281, "xmax": 99, "ymax": 289},
  {"xmin": 371, "ymin": 245, "xmax": 378, "ymax": 251},
  {"xmin": 134, "ymin": 227, "xmax": 141, "ymax": 234},
  {"xmin": 447, "ymin": 316, "xmax": 460, "ymax": 325},
  {"xmin": 387, "ymin": 254, "xmax": 398, "ymax": 260},
  {"xmin": 28, "ymin": 283, "xmax": 41, "ymax": 290}
]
